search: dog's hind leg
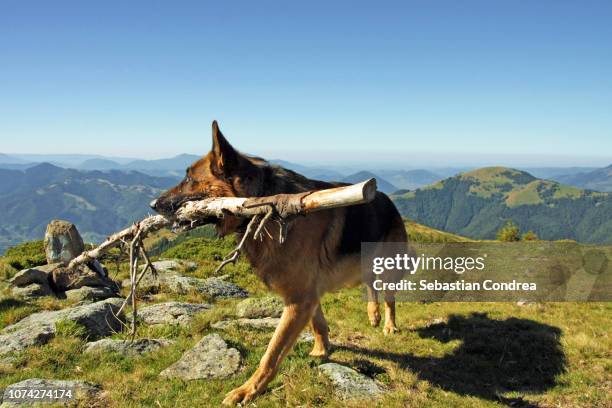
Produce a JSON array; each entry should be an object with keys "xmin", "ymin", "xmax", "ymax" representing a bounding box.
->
[
  {"xmin": 223, "ymin": 299, "xmax": 318, "ymax": 405},
  {"xmin": 366, "ymin": 284, "xmax": 381, "ymax": 327},
  {"xmin": 309, "ymin": 302, "xmax": 331, "ymax": 358},
  {"xmin": 383, "ymin": 291, "xmax": 399, "ymax": 335}
]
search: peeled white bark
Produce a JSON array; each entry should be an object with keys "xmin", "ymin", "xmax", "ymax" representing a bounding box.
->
[{"xmin": 67, "ymin": 178, "xmax": 376, "ymax": 269}]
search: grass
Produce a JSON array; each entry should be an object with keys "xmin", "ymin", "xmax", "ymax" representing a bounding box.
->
[
  {"xmin": 506, "ymin": 181, "xmax": 545, "ymax": 207},
  {"xmin": 0, "ymin": 226, "xmax": 610, "ymax": 407},
  {"xmin": 404, "ymin": 219, "xmax": 473, "ymax": 243}
]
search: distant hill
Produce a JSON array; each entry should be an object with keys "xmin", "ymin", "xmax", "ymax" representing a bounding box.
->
[
  {"xmin": 123, "ymin": 154, "xmax": 201, "ymax": 172},
  {"xmin": 270, "ymin": 160, "xmax": 345, "ymax": 182},
  {"xmin": 0, "ymin": 163, "xmax": 177, "ymax": 254},
  {"xmin": 342, "ymin": 171, "xmax": 398, "ymax": 194},
  {"xmin": 552, "ymin": 164, "xmax": 612, "ymax": 192},
  {"xmin": 521, "ymin": 167, "xmax": 598, "ymax": 179},
  {"xmin": 79, "ymin": 158, "xmax": 123, "ymax": 170},
  {"xmin": 377, "ymin": 169, "xmax": 442, "ymax": 190},
  {"xmin": 0, "ymin": 153, "xmax": 28, "ymax": 164},
  {"xmin": 391, "ymin": 167, "xmax": 612, "ymax": 243}
]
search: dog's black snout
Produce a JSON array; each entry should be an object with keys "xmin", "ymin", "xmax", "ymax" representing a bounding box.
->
[{"xmin": 149, "ymin": 198, "xmax": 158, "ymax": 210}]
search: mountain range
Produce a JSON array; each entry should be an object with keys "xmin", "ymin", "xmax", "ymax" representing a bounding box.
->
[
  {"xmin": 391, "ymin": 167, "xmax": 612, "ymax": 243},
  {"xmin": 0, "ymin": 163, "xmax": 177, "ymax": 254},
  {"xmin": 1, "ymin": 152, "xmax": 611, "ymax": 253},
  {"xmin": 3, "ymin": 153, "xmax": 611, "ymax": 193},
  {"xmin": 552, "ymin": 165, "xmax": 612, "ymax": 192}
]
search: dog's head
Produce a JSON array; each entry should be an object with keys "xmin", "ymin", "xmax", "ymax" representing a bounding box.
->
[{"xmin": 150, "ymin": 120, "xmax": 264, "ymax": 234}]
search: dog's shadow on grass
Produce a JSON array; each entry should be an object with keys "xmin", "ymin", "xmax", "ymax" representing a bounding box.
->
[{"xmin": 336, "ymin": 312, "xmax": 566, "ymax": 407}]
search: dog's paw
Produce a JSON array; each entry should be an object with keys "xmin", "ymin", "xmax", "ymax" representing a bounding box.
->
[
  {"xmin": 383, "ymin": 325, "xmax": 399, "ymax": 335},
  {"xmin": 222, "ymin": 383, "xmax": 259, "ymax": 406},
  {"xmin": 309, "ymin": 345, "xmax": 330, "ymax": 359}
]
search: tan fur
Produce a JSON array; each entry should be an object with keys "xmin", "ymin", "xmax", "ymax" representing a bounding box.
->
[{"xmin": 151, "ymin": 121, "xmax": 406, "ymax": 405}]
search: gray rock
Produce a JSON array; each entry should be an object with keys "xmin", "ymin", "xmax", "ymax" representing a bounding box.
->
[
  {"xmin": 65, "ymin": 286, "xmax": 118, "ymax": 302},
  {"xmin": 122, "ymin": 272, "xmax": 248, "ymax": 299},
  {"xmin": 8, "ymin": 266, "xmax": 51, "ymax": 287},
  {"xmin": 160, "ymin": 275, "xmax": 248, "ymax": 299},
  {"xmin": 152, "ymin": 259, "xmax": 198, "ymax": 272},
  {"xmin": 44, "ymin": 220, "xmax": 85, "ymax": 264},
  {"xmin": 10, "ymin": 283, "xmax": 54, "ymax": 299},
  {"xmin": 84, "ymin": 338, "xmax": 173, "ymax": 356},
  {"xmin": 136, "ymin": 302, "xmax": 211, "ymax": 326},
  {"xmin": 195, "ymin": 277, "xmax": 248, "ymax": 299},
  {"xmin": 236, "ymin": 296, "xmax": 283, "ymax": 318},
  {"xmin": 319, "ymin": 363, "xmax": 384, "ymax": 400},
  {"xmin": 159, "ymin": 334, "xmax": 240, "ymax": 380},
  {"xmin": 0, "ymin": 298, "xmax": 124, "ymax": 358},
  {"xmin": 1, "ymin": 378, "xmax": 101, "ymax": 406},
  {"xmin": 119, "ymin": 259, "xmax": 196, "ymax": 294}
]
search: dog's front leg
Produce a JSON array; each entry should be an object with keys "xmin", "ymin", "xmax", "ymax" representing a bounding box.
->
[{"xmin": 222, "ymin": 300, "xmax": 317, "ymax": 405}]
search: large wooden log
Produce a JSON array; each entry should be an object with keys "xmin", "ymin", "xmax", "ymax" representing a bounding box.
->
[{"xmin": 67, "ymin": 178, "xmax": 376, "ymax": 269}]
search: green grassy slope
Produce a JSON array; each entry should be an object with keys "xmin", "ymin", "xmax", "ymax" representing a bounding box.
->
[
  {"xmin": 1, "ymin": 228, "xmax": 610, "ymax": 407},
  {"xmin": 392, "ymin": 167, "xmax": 612, "ymax": 243}
]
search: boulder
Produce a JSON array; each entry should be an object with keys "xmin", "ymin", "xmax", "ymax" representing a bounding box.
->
[
  {"xmin": 1, "ymin": 378, "xmax": 101, "ymax": 406},
  {"xmin": 10, "ymin": 282, "xmax": 54, "ymax": 299},
  {"xmin": 65, "ymin": 286, "xmax": 117, "ymax": 302},
  {"xmin": 0, "ymin": 298, "xmax": 124, "ymax": 358},
  {"xmin": 44, "ymin": 220, "xmax": 85, "ymax": 264},
  {"xmin": 236, "ymin": 296, "xmax": 283, "ymax": 318},
  {"xmin": 135, "ymin": 302, "xmax": 211, "ymax": 326},
  {"xmin": 84, "ymin": 338, "xmax": 173, "ymax": 356},
  {"xmin": 159, "ymin": 334, "xmax": 240, "ymax": 380},
  {"xmin": 318, "ymin": 363, "xmax": 384, "ymax": 400}
]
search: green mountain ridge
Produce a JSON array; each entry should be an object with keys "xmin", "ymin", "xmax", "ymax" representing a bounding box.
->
[
  {"xmin": 0, "ymin": 163, "xmax": 177, "ymax": 254},
  {"xmin": 391, "ymin": 167, "xmax": 612, "ymax": 243}
]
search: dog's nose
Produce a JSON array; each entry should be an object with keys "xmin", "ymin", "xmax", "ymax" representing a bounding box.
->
[{"xmin": 149, "ymin": 199, "xmax": 158, "ymax": 210}]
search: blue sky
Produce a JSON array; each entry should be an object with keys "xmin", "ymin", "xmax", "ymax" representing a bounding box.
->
[{"xmin": 1, "ymin": 1, "xmax": 611, "ymax": 166}]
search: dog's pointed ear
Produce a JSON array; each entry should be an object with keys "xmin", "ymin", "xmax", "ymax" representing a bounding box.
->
[{"xmin": 211, "ymin": 120, "xmax": 239, "ymax": 175}]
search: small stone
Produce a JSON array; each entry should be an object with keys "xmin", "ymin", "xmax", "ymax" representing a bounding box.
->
[
  {"xmin": 44, "ymin": 220, "xmax": 85, "ymax": 264},
  {"xmin": 84, "ymin": 338, "xmax": 173, "ymax": 356},
  {"xmin": 160, "ymin": 334, "xmax": 240, "ymax": 380},
  {"xmin": 319, "ymin": 363, "xmax": 384, "ymax": 400},
  {"xmin": 136, "ymin": 302, "xmax": 211, "ymax": 326},
  {"xmin": 236, "ymin": 296, "xmax": 283, "ymax": 318},
  {"xmin": 2, "ymin": 378, "xmax": 101, "ymax": 406}
]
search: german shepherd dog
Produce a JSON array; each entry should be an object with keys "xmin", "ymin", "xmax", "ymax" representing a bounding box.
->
[{"xmin": 151, "ymin": 121, "xmax": 407, "ymax": 405}]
